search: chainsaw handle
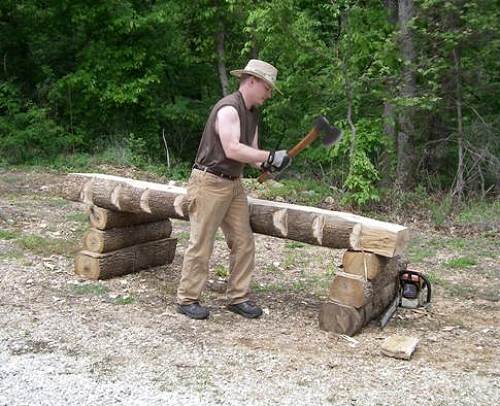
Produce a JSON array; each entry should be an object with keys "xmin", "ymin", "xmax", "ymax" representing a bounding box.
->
[{"xmin": 399, "ymin": 270, "xmax": 432, "ymax": 304}]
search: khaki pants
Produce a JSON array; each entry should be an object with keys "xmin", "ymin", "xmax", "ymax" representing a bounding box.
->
[{"xmin": 177, "ymin": 169, "xmax": 255, "ymax": 305}]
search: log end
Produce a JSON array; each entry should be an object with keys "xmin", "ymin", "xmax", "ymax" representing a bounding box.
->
[
  {"xmin": 319, "ymin": 301, "xmax": 365, "ymax": 336},
  {"xmin": 75, "ymin": 251, "xmax": 101, "ymax": 280}
]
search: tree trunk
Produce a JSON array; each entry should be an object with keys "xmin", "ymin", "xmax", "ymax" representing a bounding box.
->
[
  {"xmin": 396, "ymin": 0, "xmax": 417, "ymax": 191},
  {"xmin": 452, "ymin": 48, "xmax": 465, "ymax": 200},
  {"xmin": 61, "ymin": 173, "xmax": 409, "ymax": 257},
  {"xmin": 216, "ymin": 28, "xmax": 230, "ymax": 96},
  {"xmin": 83, "ymin": 220, "xmax": 172, "ymax": 253}
]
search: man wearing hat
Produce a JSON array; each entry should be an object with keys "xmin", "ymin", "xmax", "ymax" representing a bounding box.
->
[{"xmin": 176, "ymin": 59, "xmax": 290, "ymax": 320}]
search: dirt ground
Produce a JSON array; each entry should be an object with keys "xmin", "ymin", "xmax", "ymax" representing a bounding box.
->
[{"xmin": 0, "ymin": 168, "xmax": 498, "ymax": 405}]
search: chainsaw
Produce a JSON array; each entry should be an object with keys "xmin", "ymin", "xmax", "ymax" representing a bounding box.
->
[{"xmin": 379, "ymin": 268, "xmax": 432, "ymax": 328}]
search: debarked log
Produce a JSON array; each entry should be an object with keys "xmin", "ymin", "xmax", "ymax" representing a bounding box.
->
[
  {"xmin": 87, "ymin": 205, "xmax": 170, "ymax": 230},
  {"xmin": 62, "ymin": 173, "xmax": 409, "ymax": 257},
  {"xmin": 83, "ymin": 219, "xmax": 172, "ymax": 253},
  {"xmin": 75, "ymin": 237, "xmax": 177, "ymax": 279}
]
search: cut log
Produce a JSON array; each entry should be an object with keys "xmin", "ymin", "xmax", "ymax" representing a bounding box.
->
[
  {"xmin": 319, "ymin": 302, "xmax": 365, "ymax": 336},
  {"xmin": 83, "ymin": 220, "xmax": 172, "ymax": 253},
  {"xmin": 61, "ymin": 173, "xmax": 409, "ymax": 257},
  {"xmin": 342, "ymin": 250, "xmax": 388, "ymax": 279},
  {"xmin": 329, "ymin": 256, "xmax": 400, "ymax": 308},
  {"xmin": 87, "ymin": 205, "xmax": 169, "ymax": 230},
  {"xmin": 75, "ymin": 237, "xmax": 177, "ymax": 279},
  {"xmin": 321, "ymin": 256, "xmax": 400, "ymax": 335}
]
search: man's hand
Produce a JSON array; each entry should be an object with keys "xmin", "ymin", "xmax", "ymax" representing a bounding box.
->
[{"xmin": 261, "ymin": 150, "xmax": 292, "ymax": 173}]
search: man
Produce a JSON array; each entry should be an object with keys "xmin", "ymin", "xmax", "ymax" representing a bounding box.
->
[{"xmin": 176, "ymin": 59, "xmax": 290, "ymax": 320}]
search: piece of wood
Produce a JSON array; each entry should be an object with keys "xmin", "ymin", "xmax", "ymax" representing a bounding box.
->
[
  {"xmin": 75, "ymin": 237, "xmax": 177, "ymax": 279},
  {"xmin": 342, "ymin": 250, "xmax": 387, "ymax": 280},
  {"xmin": 381, "ymin": 335, "xmax": 419, "ymax": 360},
  {"xmin": 83, "ymin": 220, "xmax": 172, "ymax": 253},
  {"xmin": 87, "ymin": 205, "xmax": 170, "ymax": 230},
  {"xmin": 329, "ymin": 256, "xmax": 399, "ymax": 307},
  {"xmin": 61, "ymin": 173, "xmax": 409, "ymax": 257},
  {"xmin": 319, "ymin": 301, "xmax": 365, "ymax": 336}
]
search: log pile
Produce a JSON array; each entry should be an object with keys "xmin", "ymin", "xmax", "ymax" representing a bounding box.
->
[
  {"xmin": 61, "ymin": 173, "xmax": 409, "ymax": 257},
  {"xmin": 61, "ymin": 172, "xmax": 408, "ymax": 335},
  {"xmin": 319, "ymin": 250, "xmax": 401, "ymax": 336},
  {"xmin": 75, "ymin": 205, "xmax": 177, "ymax": 279}
]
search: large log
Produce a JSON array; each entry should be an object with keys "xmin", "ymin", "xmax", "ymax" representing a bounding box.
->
[
  {"xmin": 61, "ymin": 173, "xmax": 409, "ymax": 257},
  {"xmin": 329, "ymin": 256, "xmax": 399, "ymax": 308},
  {"xmin": 83, "ymin": 220, "xmax": 172, "ymax": 253},
  {"xmin": 319, "ymin": 281, "xmax": 398, "ymax": 336},
  {"xmin": 320, "ymin": 254, "xmax": 400, "ymax": 335},
  {"xmin": 87, "ymin": 205, "xmax": 170, "ymax": 230},
  {"xmin": 75, "ymin": 237, "xmax": 177, "ymax": 279}
]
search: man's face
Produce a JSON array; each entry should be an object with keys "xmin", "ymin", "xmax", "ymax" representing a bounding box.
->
[{"xmin": 253, "ymin": 77, "xmax": 273, "ymax": 105}]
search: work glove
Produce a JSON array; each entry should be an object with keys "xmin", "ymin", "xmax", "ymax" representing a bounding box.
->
[{"xmin": 261, "ymin": 150, "xmax": 292, "ymax": 173}]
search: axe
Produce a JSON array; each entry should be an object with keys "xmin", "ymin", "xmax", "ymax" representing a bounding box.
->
[{"xmin": 258, "ymin": 116, "xmax": 342, "ymax": 183}]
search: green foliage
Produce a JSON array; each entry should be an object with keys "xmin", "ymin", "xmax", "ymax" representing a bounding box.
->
[
  {"xmin": 70, "ymin": 283, "xmax": 109, "ymax": 296},
  {"xmin": 343, "ymin": 150, "xmax": 380, "ymax": 206}
]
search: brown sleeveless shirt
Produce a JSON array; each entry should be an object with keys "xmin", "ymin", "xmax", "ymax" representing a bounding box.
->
[{"xmin": 195, "ymin": 91, "xmax": 259, "ymax": 177}]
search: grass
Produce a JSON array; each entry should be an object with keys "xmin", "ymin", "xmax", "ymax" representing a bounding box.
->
[
  {"xmin": 213, "ymin": 264, "xmax": 228, "ymax": 278},
  {"xmin": 0, "ymin": 230, "xmax": 20, "ymax": 240},
  {"xmin": 445, "ymin": 257, "xmax": 477, "ymax": 269},
  {"xmin": 176, "ymin": 231, "xmax": 190, "ymax": 241},
  {"xmin": 70, "ymin": 283, "xmax": 109, "ymax": 296},
  {"xmin": 65, "ymin": 212, "xmax": 89, "ymax": 223},
  {"xmin": 16, "ymin": 234, "xmax": 77, "ymax": 257},
  {"xmin": 285, "ymin": 241, "xmax": 305, "ymax": 249},
  {"xmin": 112, "ymin": 295, "xmax": 136, "ymax": 305}
]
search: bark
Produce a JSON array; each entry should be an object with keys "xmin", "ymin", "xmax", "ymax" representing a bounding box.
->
[
  {"xmin": 396, "ymin": 0, "xmax": 417, "ymax": 191},
  {"xmin": 62, "ymin": 173, "xmax": 409, "ymax": 258},
  {"xmin": 83, "ymin": 220, "xmax": 172, "ymax": 253},
  {"xmin": 75, "ymin": 237, "xmax": 177, "ymax": 280}
]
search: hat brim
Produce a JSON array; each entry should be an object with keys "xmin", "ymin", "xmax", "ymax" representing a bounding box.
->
[{"xmin": 230, "ymin": 69, "xmax": 283, "ymax": 95}]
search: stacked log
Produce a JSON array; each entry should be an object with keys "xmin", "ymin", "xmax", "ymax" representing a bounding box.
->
[
  {"xmin": 75, "ymin": 206, "xmax": 177, "ymax": 280},
  {"xmin": 319, "ymin": 250, "xmax": 400, "ymax": 336}
]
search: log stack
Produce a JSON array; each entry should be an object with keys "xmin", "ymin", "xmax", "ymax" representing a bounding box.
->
[
  {"xmin": 75, "ymin": 205, "xmax": 177, "ymax": 279},
  {"xmin": 61, "ymin": 172, "xmax": 408, "ymax": 335},
  {"xmin": 319, "ymin": 250, "xmax": 401, "ymax": 336}
]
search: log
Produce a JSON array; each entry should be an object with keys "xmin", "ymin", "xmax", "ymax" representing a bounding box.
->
[
  {"xmin": 319, "ymin": 282, "xmax": 398, "ymax": 336},
  {"xmin": 61, "ymin": 173, "xmax": 409, "ymax": 257},
  {"xmin": 320, "ymin": 256, "xmax": 400, "ymax": 335},
  {"xmin": 329, "ymin": 256, "xmax": 399, "ymax": 308},
  {"xmin": 87, "ymin": 205, "xmax": 170, "ymax": 230},
  {"xmin": 342, "ymin": 250, "xmax": 388, "ymax": 279},
  {"xmin": 75, "ymin": 237, "xmax": 177, "ymax": 279},
  {"xmin": 83, "ymin": 220, "xmax": 172, "ymax": 253}
]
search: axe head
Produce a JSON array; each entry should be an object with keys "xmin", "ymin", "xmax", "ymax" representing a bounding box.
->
[{"xmin": 314, "ymin": 116, "xmax": 342, "ymax": 146}]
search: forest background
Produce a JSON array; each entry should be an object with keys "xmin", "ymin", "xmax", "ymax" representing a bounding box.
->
[{"xmin": 1, "ymin": 0, "xmax": 498, "ymax": 213}]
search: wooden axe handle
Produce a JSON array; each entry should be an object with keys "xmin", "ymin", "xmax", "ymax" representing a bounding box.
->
[{"xmin": 257, "ymin": 126, "xmax": 320, "ymax": 183}]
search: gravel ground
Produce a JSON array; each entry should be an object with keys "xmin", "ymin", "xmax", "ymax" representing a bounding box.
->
[{"xmin": 0, "ymin": 169, "xmax": 499, "ymax": 405}]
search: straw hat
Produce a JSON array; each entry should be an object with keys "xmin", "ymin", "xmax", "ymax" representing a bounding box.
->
[{"xmin": 230, "ymin": 59, "xmax": 282, "ymax": 95}]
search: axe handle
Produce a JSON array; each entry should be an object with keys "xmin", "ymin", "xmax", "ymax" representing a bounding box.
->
[
  {"xmin": 287, "ymin": 127, "xmax": 320, "ymax": 158},
  {"xmin": 257, "ymin": 126, "xmax": 320, "ymax": 184}
]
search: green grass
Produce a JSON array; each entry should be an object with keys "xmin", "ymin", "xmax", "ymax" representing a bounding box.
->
[
  {"xmin": 15, "ymin": 233, "xmax": 77, "ymax": 257},
  {"xmin": 213, "ymin": 264, "xmax": 228, "ymax": 278},
  {"xmin": 0, "ymin": 230, "xmax": 20, "ymax": 240},
  {"xmin": 285, "ymin": 241, "xmax": 305, "ymax": 249},
  {"xmin": 445, "ymin": 257, "xmax": 478, "ymax": 269},
  {"xmin": 176, "ymin": 231, "xmax": 190, "ymax": 241},
  {"xmin": 112, "ymin": 295, "xmax": 136, "ymax": 305},
  {"xmin": 65, "ymin": 212, "xmax": 89, "ymax": 223},
  {"xmin": 70, "ymin": 283, "xmax": 109, "ymax": 296}
]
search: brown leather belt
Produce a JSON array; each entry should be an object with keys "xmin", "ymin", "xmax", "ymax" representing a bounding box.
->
[{"xmin": 193, "ymin": 163, "xmax": 239, "ymax": 180}]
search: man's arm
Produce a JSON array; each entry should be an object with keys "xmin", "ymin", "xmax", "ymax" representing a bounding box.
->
[
  {"xmin": 216, "ymin": 106, "xmax": 269, "ymax": 164},
  {"xmin": 250, "ymin": 126, "xmax": 265, "ymax": 169}
]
